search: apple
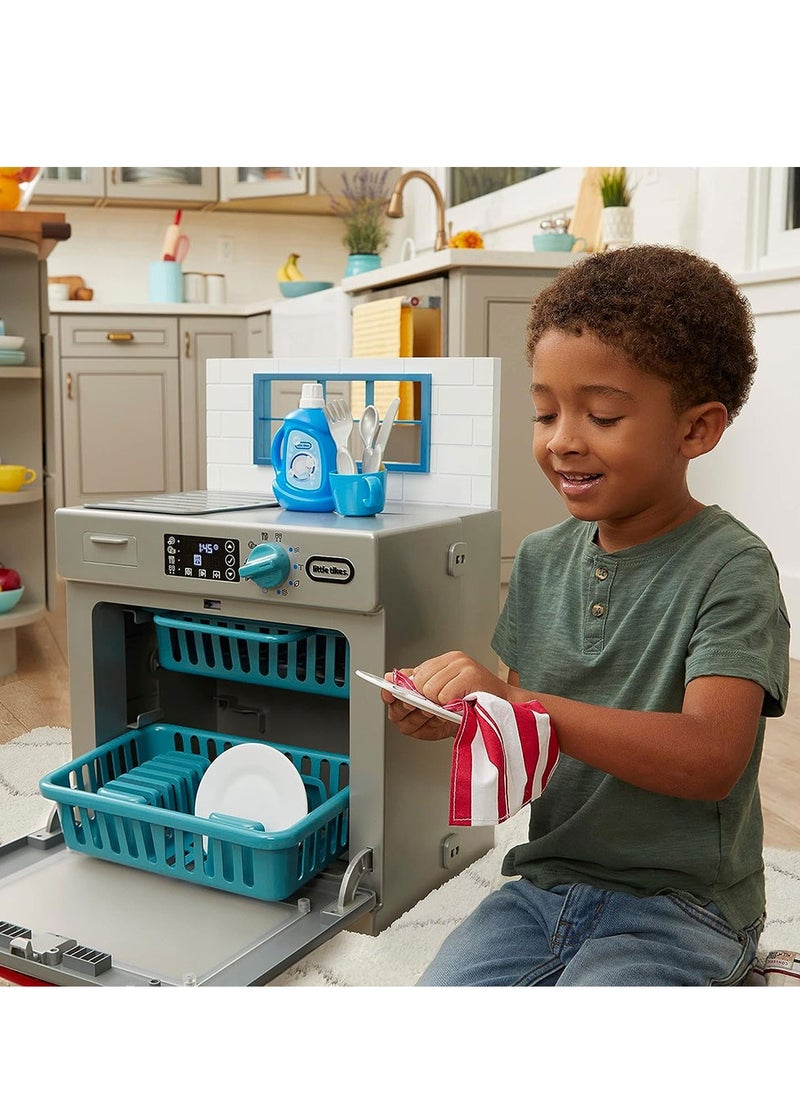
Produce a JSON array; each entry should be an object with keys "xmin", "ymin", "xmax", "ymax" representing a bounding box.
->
[{"xmin": 0, "ymin": 562, "xmax": 21, "ymax": 591}]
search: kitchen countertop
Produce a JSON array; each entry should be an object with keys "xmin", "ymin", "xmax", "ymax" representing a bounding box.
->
[
  {"xmin": 48, "ymin": 250, "xmax": 581, "ymax": 318},
  {"xmin": 340, "ymin": 247, "xmax": 579, "ymax": 292},
  {"xmin": 49, "ymin": 299, "xmax": 280, "ymax": 318}
]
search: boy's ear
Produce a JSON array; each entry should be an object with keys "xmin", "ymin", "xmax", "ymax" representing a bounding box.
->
[{"xmin": 680, "ymin": 401, "xmax": 728, "ymax": 457}]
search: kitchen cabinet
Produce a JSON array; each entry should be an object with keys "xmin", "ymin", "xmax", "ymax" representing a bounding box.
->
[
  {"xmin": 55, "ymin": 312, "xmax": 248, "ymax": 505},
  {"xmin": 452, "ymin": 269, "xmax": 570, "ymax": 583},
  {"xmin": 58, "ymin": 315, "xmax": 183, "ymax": 506},
  {"xmin": 218, "ymin": 168, "xmax": 309, "ymax": 201},
  {"xmin": 33, "ymin": 167, "xmax": 400, "ymax": 215},
  {"xmin": 36, "ymin": 168, "xmax": 218, "ymax": 207},
  {"xmin": 349, "ymin": 263, "xmax": 572, "ymax": 585},
  {"xmin": 179, "ymin": 316, "xmax": 248, "ymax": 490},
  {"xmin": 0, "ymin": 216, "xmax": 69, "ymax": 675},
  {"xmin": 246, "ymin": 312, "xmax": 271, "ymax": 357}
]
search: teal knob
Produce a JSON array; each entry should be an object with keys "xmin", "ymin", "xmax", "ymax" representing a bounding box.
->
[{"xmin": 239, "ymin": 542, "xmax": 291, "ymax": 589}]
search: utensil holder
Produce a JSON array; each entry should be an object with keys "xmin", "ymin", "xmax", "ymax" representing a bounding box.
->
[{"xmin": 149, "ymin": 261, "xmax": 183, "ymax": 303}]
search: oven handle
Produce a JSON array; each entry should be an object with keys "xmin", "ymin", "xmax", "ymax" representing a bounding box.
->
[{"xmin": 152, "ymin": 614, "xmax": 311, "ymax": 646}]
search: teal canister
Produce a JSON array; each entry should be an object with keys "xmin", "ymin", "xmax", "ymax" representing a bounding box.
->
[{"xmin": 270, "ymin": 383, "xmax": 337, "ymax": 511}]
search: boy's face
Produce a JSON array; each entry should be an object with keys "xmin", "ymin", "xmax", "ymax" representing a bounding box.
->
[{"xmin": 530, "ymin": 329, "xmax": 696, "ymax": 550}]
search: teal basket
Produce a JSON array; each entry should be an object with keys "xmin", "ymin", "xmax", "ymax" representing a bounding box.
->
[
  {"xmin": 39, "ymin": 724, "xmax": 350, "ymax": 902},
  {"xmin": 153, "ymin": 612, "xmax": 349, "ymax": 698}
]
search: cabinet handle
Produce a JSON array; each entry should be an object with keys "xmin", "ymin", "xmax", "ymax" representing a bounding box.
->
[
  {"xmin": 66, "ymin": 372, "xmax": 73, "ymax": 400},
  {"xmin": 111, "ymin": 168, "xmax": 116, "ymax": 185},
  {"xmin": 107, "ymin": 331, "xmax": 134, "ymax": 342},
  {"xmin": 184, "ymin": 331, "xmax": 191, "ymax": 357}
]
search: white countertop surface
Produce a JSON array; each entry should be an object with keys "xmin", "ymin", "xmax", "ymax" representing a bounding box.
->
[
  {"xmin": 49, "ymin": 299, "xmax": 280, "ymax": 317},
  {"xmin": 340, "ymin": 247, "xmax": 579, "ymax": 292},
  {"xmin": 48, "ymin": 250, "xmax": 581, "ymax": 317}
]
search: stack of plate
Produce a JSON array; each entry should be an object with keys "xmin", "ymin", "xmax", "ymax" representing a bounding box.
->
[
  {"xmin": 0, "ymin": 335, "xmax": 25, "ymax": 366},
  {"xmin": 122, "ymin": 167, "xmax": 200, "ymax": 186}
]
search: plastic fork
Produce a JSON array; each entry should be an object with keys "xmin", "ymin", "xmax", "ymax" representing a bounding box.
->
[{"xmin": 323, "ymin": 399, "xmax": 357, "ymax": 473}]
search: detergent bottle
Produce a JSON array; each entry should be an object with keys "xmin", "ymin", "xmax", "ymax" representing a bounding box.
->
[{"xmin": 270, "ymin": 383, "xmax": 337, "ymax": 512}]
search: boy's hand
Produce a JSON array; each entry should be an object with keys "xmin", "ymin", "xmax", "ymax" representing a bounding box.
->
[
  {"xmin": 410, "ymin": 651, "xmax": 510, "ymax": 705},
  {"xmin": 380, "ymin": 652, "xmax": 514, "ymax": 741}
]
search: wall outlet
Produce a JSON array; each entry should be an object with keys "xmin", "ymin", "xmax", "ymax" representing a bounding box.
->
[{"xmin": 218, "ymin": 236, "xmax": 234, "ymax": 262}]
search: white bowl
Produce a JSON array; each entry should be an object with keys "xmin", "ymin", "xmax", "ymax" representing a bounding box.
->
[{"xmin": 0, "ymin": 335, "xmax": 24, "ymax": 350}]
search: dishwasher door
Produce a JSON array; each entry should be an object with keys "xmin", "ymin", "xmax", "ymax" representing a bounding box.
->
[{"xmin": 0, "ymin": 820, "xmax": 375, "ymax": 987}]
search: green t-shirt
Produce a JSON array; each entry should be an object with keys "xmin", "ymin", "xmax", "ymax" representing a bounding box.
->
[{"xmin": 492, "ymin": 505, "xmax": 791, "ymax": 930}]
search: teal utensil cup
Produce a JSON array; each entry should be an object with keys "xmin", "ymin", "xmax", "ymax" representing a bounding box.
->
[
  {"xmin": 330, "ymin": 470, "xmax": 387, "ymax": 516},
  {"xmin": 149, "ymin": 261, "xmax": 183, "ymax": 303}
]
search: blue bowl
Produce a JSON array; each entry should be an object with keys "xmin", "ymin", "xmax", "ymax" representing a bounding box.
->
[
  {"xmin": 279, "ymin": 281, "xmax": 334, "ymax": 298},
  {"xmin": 0, "ymin": 586, "xmax": 24, "ymax": 613}
]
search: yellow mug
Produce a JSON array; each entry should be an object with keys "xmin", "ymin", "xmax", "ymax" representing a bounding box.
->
[{"xmin": 0, "ymin": 465, "xmax": 37, "ymax": 491}]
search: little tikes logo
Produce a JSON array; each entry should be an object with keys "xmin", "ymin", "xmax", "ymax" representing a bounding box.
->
[{"xmin": 306, "ymin": 556, "xmax": 354, "ymax": 584}]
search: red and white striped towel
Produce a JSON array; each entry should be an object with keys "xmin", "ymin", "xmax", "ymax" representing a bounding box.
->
[{"xmin": 392, "ymin": 671, "xmax": 560, "ymax": 827}]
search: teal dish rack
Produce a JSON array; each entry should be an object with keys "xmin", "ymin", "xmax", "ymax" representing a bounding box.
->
[
  {"xmin": 153, "ymin": 612, "xmax": 349, "ymax": 698},
  {"xmin": 39, "ymin": 724, "xmax": 350, "ymax": 903}
]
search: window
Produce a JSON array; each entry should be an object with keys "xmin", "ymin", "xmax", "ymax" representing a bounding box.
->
[
  {"xmin": 447, "ymin": 168, "xmax": 556, "ymax": 206},
  {"xmin": 761, "ymin": 167, "xmax": 800, "ymax": 268},
  {"xmin": 253, "ymin": 373, "xmax": 432, "ymax": 473},
  {"xmin": 788, "ymin": 168, "xmax": 800, "ymax": 230},
  {"xmin": 438, "ymin": 166, "xmax": 585, "ymax": 240}
]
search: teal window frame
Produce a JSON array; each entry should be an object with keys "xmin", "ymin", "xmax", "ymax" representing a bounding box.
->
[{"xmin": 253, "ymin": 372, "xmax": 432, "ymax": 473}]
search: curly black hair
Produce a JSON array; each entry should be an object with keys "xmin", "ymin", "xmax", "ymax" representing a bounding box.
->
[{"xmin": 526, "ymin": 245, "xmax": 757, "ymax": 422}]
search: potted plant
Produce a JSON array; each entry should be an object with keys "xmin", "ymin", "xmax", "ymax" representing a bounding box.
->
[
  {"xmin": 598, "ymin": 167, "xmax": 634, "ymax": 250},
  {"xmin": 324, "ymin": 168, "xmax": 393, "ymax": 277}
]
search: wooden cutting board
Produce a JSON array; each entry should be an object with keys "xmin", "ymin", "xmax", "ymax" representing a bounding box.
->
[
  {"xmin": 569, "ymin": 167, "xmax": 611, "ymax": 253},
  {"xmin": 0, "ymin": 211, "xmax": 69, "ymax": 259},
  {"xmin": 49, "ymin": 275, "xmax": 85, "ymax": 299}
]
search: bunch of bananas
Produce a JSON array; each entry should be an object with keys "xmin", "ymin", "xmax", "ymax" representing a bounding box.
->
[{"xmin": 277, "ymin": 253, "xmax": 306, "ymax": 282}]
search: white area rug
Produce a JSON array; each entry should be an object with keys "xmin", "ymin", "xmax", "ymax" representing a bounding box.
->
[{"xmin": 1, "ymin": 727, "xmax": 798, "ymax": 986}]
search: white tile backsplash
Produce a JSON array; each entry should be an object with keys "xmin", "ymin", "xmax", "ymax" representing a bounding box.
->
[{"xmin": 206, "ymin": 356, "xmax": 502, "ymax": 508}]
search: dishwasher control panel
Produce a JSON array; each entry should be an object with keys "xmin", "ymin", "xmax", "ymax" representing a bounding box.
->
[{"xmin": 164, "ymin": 533, "xmax": 241, "ymax": 582}]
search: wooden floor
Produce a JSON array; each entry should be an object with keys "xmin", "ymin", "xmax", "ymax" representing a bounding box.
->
[{"xmin": 2, "ymin": 581, "xmax": 799, "ymax": 849}]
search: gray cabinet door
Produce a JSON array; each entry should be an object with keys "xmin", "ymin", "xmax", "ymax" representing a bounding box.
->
[
  {"xmin": 450, "ymin": 270, "xmax": 569, "ymax": 584},
  {"xmin": 61, "ymin": 358, "xmax": 182, "ymax": 505},
  {"xmin": 179, "ymin": 318, "xmax": 247, "ymax": 491}
]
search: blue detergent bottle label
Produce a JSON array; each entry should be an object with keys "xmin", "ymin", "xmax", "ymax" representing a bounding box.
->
[{"xmin": 285, "ymin": 428, "xmax": 323, "ymax": 490}]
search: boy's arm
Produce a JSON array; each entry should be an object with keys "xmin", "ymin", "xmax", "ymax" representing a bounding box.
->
[
  {"xmin": 510, "ymin": 670, "xmax": 764, "ymax": 801},
  {"xmin": 385, "ymin": 654, "xmax": 765, "ymax": 801}
]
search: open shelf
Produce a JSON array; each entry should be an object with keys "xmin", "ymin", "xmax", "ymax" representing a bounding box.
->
[
  {"xmin": 0, "ymin": 602, "xmax": 45, "ymax": 631},
  {"xmin": 0, "ymin": 366, "xmax": 40, "ymax": 380},
  {"xmin": 0, "ymin": 486, "xmax": 43, "ymax": 506}
]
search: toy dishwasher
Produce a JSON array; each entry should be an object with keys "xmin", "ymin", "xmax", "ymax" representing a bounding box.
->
[{"xmin": 0, "ymin": 492, "xmax": 500, "ymax": 986}]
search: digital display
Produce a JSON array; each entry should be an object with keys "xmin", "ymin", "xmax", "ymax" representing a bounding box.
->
[{"xmin": 164, "ymin": 533, "xmax": 240, "ymax": 582}]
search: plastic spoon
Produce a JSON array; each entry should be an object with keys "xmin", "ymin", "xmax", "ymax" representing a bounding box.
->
[{"xmin": 359, "ymin": 405, "xmax": 379, "ymax": 471}]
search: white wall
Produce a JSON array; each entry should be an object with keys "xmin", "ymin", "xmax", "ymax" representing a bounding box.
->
[
  {"xmin": 688, "ymin": 273, "xmax": 800, "ymax": 657},
  {"xmin": 43, "ymin": 204, "xmax": 406, "ymax": 306}
]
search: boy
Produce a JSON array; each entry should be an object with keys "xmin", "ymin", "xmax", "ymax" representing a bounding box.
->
[{"xmin": 382, "ymin": 245, "xmax": 790, "ymax": 986}]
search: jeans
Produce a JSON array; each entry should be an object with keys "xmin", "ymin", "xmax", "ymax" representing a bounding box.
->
[{"xmin": 417, "ymin": 879, "xmax": 763, "ymax": 986}]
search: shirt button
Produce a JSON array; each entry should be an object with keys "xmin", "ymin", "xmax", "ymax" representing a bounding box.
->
[
  {"xmin": 595, "ymin": 566, "xmax": 609, "ymax": 581},
  {"xmin": 591, "ymin": 602, "xmax": 606, "ymax": 618}
]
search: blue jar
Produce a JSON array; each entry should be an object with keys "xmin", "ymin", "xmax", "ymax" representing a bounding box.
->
[{"xmin": 270, "ymin": 383, "xmax": 337, "ymax": 512}]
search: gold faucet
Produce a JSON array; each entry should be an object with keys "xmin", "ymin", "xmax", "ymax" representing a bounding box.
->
[{"xmin": 387, "ymin": 170, "xmax": 449, "ymax": 251}]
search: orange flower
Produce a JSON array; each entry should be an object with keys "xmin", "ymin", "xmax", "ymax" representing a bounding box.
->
[{"xmin": 448, "ymin": 229, "xmax": 484, "ymax": 249}]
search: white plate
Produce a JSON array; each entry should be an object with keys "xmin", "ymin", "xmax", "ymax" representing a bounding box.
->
[
  {"xmin": 0, "ymin": 336, "xmax": 24, "ymax": 350},
  {"xmin": 355, "ymin": 669, "xmax": 462, "ymax": 724},
  {"xmin": 194, "ymin": 743, "xmax": 308, "ymax": 839}
]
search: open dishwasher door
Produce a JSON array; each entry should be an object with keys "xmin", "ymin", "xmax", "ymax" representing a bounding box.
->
[{"xmin": 0, "ymin": 818, "xmax": 375, "ymax": 987}]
